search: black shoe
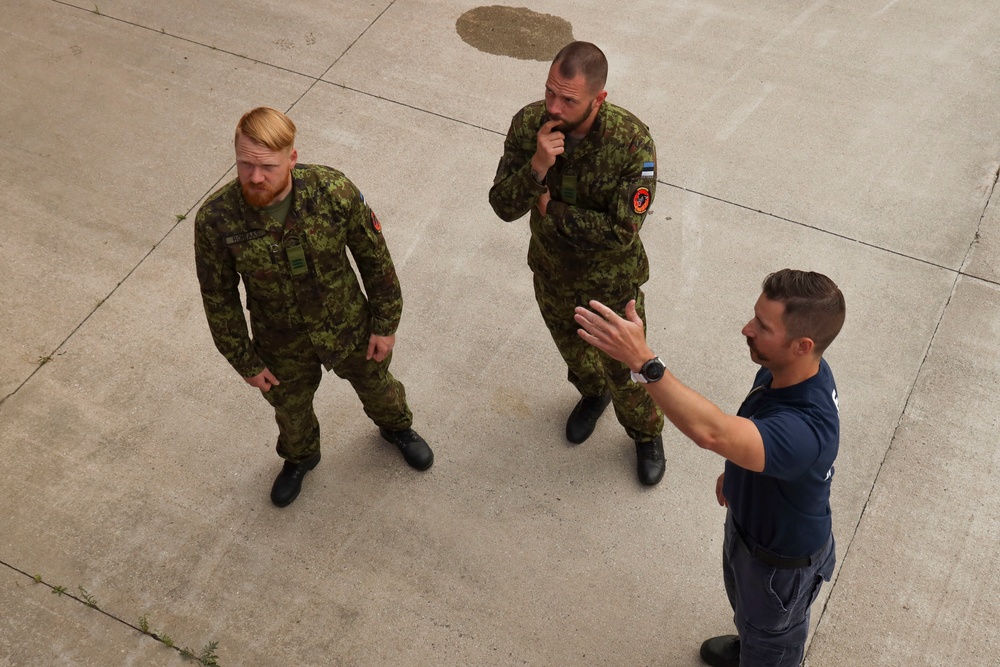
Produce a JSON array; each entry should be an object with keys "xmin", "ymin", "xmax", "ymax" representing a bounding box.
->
[
  {"xmin": 565, "ymin": 392, "xmax": 612, "ymax": 444},
  {"xmin": 270, "ymin": 452, "xmax": 321, "ymax": 507},
  {"xmin": 700, "ymin": 635, "xmax": 740, "ymax": 667},
  {"xmin": 635, "ymin": 436, "xmax": 665, "ymax": 486},
  {"xmin": 379, "ymin": 427, "xmax": 434, "ymax": 471}
]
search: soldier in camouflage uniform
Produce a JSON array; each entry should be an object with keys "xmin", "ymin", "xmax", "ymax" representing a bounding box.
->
[
  {"xmin": 194, "ymin": 107, "xmax": 433, "ymax": 507},
  {"xmin": 489, "ymin": 41, "xmax": 666, "ymax": 486}
]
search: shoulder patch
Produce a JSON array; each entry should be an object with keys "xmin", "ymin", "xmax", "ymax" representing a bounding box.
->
[
  {"xmin": 641, "ymin": 162, "xmax": 655, "ymax": 178},
  {"xmin": 632, "ymin": 187, "xmax": 651, "ymax": 215},
  {"xmin": 370, "ymin": 209, "xmax": 382, "ymax": 233}
]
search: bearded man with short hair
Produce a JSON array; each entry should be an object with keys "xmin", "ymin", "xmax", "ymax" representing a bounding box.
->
[
  {"xmin": 194, "ymin": 107, "xmax": 433, "ymax": 507},
  {"xmin": 489, "ymin": 41, "xmax": 666, "ymax": 486}
]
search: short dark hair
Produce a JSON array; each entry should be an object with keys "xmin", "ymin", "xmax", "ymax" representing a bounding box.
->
[
  {"xmin": 762, "ymin": 269, "xmax": 846, "ymax": 355},
  {"xmin": 552, "ymin": 41, "xmax": 608, "ymax": 94}
]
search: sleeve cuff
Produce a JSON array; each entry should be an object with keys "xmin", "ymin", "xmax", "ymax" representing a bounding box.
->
[
  {"xmin": 370, "ymin": 317, "xmax": 399, "ymax": 337},
  {"xmin": 546, "ymin": 200, "xmax": 568, "ymax": 220},
  {"xmin": 235, "ymin": 360, "xmax": 266, "ymax": 379},
  {"xmin": 522, "ymin": 164, "xmax": 548, "ymax": 193}
]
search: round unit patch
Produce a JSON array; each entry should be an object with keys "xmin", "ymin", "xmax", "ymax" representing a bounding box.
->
[
  {"xmin": 370, "ymin": 210, "xmax": 382, "ymax": 233},
  {"xmin": 632, "ymin": 187, "xmax": 651, "ymax": 214}
]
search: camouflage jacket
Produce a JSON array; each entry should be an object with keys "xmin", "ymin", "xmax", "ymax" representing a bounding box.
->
[
  {"xmin": 489, "ymin": 100, "xmax": 657, "ymax": 300},
  {"xmin": 193, "ymin": 164, "xmax": 402, "ymax": 377}
]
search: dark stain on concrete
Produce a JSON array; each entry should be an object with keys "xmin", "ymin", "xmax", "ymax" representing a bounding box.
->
[{"xmin": 456, "ymin": 6, "xmax": 574, "ymax": 62}]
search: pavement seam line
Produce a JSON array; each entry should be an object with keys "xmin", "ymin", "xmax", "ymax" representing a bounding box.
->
[
  {"xmin": 957, "ymin": 158, "xmax": 1000, "ymax": 275},
  {"xmin": 808, "ymin": 249, "xmax": 963, "ymax": 654},
  {"xmin": 0, "ymin": 559, "xmax": 221, "ymax": 664},
  {"xmin": 47, "ymin": 0, "xmax": 314, "ymax": 82},
  {"xmin": 805, "ymin": 153, "xmax": 999, "ymax": 655},
  {"xmin": 285, "ymin": 0, "xmax": 399, "ymax": 113},
  {"xmin": 44, "ymin": 1, "xmax": 509, "ymax": 138},
  {"xmin": 661, "ymin": 181, "xmax": 1000, "ymax": 282},
  {"xmin": 0, "ymin": 191, "xmax": 212, "ymax": 408},
  {"xmin": 43, "ymin": 0, "xmax": 1000, "ymax": 288}
]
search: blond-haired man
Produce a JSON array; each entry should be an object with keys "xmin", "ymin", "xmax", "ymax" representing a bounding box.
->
[{"xmin": 194, "ymin": 107, "xmax": 432, "ymax": 507}]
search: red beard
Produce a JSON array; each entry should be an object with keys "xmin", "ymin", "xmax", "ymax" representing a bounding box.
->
[{"xmin": 241, "ymin": 170, "xmax": 290, "ymax": 207}]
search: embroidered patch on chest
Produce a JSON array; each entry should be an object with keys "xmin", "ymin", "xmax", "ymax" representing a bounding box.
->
[{"xmin": 224, "ymin": 229, "xmax": 269, "ymax": 245}]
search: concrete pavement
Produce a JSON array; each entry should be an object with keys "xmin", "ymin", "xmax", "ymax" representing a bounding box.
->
[{"xmin": 2, "ymin": 0, "xmax": 998, "ymax": 664}]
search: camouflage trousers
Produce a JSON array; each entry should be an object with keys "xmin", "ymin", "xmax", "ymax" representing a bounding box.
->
[
  {"xmin": 254, "ymin": 329, "xmax": 412, "ymax": 462},
  {"xmin": 533, "ymin": 275, "xmax": 664, "ymax": 442}
]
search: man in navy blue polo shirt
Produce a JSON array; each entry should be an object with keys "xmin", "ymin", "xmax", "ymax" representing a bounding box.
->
[{"xmin": 574, "ymin": 269, "xmax": 846, "ymax": 667}]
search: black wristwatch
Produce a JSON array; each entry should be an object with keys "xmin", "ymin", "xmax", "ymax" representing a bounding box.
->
[
  {"xmin": 530, "ymin": 168, "xmax": 545, "ymax": 186},
  {"xmin": 630, "ymin": 357, "xmax": 665, "ymax": 384}
]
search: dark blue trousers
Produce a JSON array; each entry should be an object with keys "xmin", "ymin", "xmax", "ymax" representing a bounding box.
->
[{"xmin": 722, "ymin": 512, "xmax": 835, "ymax": 666}]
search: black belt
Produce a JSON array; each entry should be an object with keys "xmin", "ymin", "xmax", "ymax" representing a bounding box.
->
[{"xmin": 732, "ymin": 520, "xmax": 814, "ymax": 570}]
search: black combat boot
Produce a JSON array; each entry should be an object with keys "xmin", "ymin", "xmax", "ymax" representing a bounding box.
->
[
  {"xmin": 635, "ymin": 436, "xmax": 665, "ymax": 486},
  {"xmin": 565, "ymin": 392, "xmax": 612, "ymax": 444},
  {"xmin": 270, "ymin": 452, "xmax": 321, "ymax": 507},
  {"xmin": 379, "ymin": 427, "xmax": 434, "ymax": 471}
]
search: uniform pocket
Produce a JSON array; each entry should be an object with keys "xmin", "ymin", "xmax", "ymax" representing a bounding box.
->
[
  {"xmin": 232, "ymin": 239, "xmax": 294, "ymax": 330},
  {"xmin": 765, "ymin": 567, "xmax": 806, "ymax": 615}
]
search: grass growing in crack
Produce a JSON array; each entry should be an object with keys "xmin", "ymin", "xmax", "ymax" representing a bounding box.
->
[
  {"xmin": 35, "ymin": 351, "xmax": 65, "ymax": 366},
  {"xmin": 30, "ymin": 574, "xmax": 222, "ymax": 665},
  {"xmin": 78, "ymin": 586, "xmax": 98, "ymax": 608},
  {"xmin": 176, "ymin": 213, "xmax": 187, "ymax": 221},
  {"xmin": 146, "ymin": 621, "xmax": 221, "ymax": 665},
  {"xmin": 199, "ymin": 641, "xmax": 221, "ymax": 666},
  {"xmin": 179, "ymin": 642, "xmax": 221, "ymax": 666}
]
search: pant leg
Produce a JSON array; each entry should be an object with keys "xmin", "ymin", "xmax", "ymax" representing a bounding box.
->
[
  {"xmin": 329, "ymin": 336, "xmax": 412, "ymax": 431},
  {"xmin": 534, "ymin": 276, "xmax": 663, "ymax": 439},
  {"xmin": 603, "ymin": 289, "xmax": 663, "ymax": 441},
  {"xmin": 255, "ymin": 332, "xmax": 324, "ymax": 463},
  {"xmin": 723, "ymin": 512, "xmax": 836, "ymax": 667},
  {"xmin": 533, "ymin": 274, "xmax": 606, "ymax": 397}
]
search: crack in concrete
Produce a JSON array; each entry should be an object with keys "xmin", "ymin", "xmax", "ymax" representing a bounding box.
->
[
  {"xmin": 0, "ymin": 558, "xmax": 218, "ymax": 663},
  {"xmin": 811, "ymin": 154, "xmax": 1000, "ymax": 653}
]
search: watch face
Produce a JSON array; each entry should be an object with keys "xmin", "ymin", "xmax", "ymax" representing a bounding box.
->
[{"xmin": 643, "ymin": 358, "xmax": 666, "ymax": 381}]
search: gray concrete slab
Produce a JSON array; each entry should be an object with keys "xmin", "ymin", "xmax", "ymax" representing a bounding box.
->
[
  {"xmin": 0, "ymin": 170, "xmax": 959, "ymax": 666},
  {"xmin": 329, "ymin": 0, "xmax": 1000, "ymax": 267},
  {"xmin": 808, "ymin": 275, "xmax": 1000, "ymax": 666},
  {"xmin": 0, "ymin": 0, "xmax": 311, "ymax": 400},
  {"xmin": 0, "ymin": 566, "xmax": 176, "ymax": 666},
  {"xmin": 55, "ymin": 0, "xmax": 391, "ymax": 79},
  {"xmin": 2, "ymin": 0, "xmax": 999, "ymax": 665}
]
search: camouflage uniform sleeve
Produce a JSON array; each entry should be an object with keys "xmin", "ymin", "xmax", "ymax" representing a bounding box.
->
[
  {"xmin": 193, "ymin": 208, "xmax": 265, "ymax": 377},
  {"xmin": 345, "ymin": 190, "xmax": 402, "ymax": 337},
  {"xmin": 543, "ymin": 131, "xmax": 657, "ymax": 251},
  {"xmin": 488, "ymin": 110, "xmax": 547, "ymax": 222}
]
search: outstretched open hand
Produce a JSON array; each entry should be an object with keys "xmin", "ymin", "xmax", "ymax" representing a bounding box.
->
[{"xmin": 574, "ymin": 299, "xmax": 653, "ymax": 371}]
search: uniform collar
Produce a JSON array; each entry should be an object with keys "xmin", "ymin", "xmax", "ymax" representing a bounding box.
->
[
  {"xmin": 565, "ymin": 103, "xmax": 608, "ymax": 159},
  {"xmin": 237, "ymin": 168, "xmax": 305, "ymax": 233}
]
